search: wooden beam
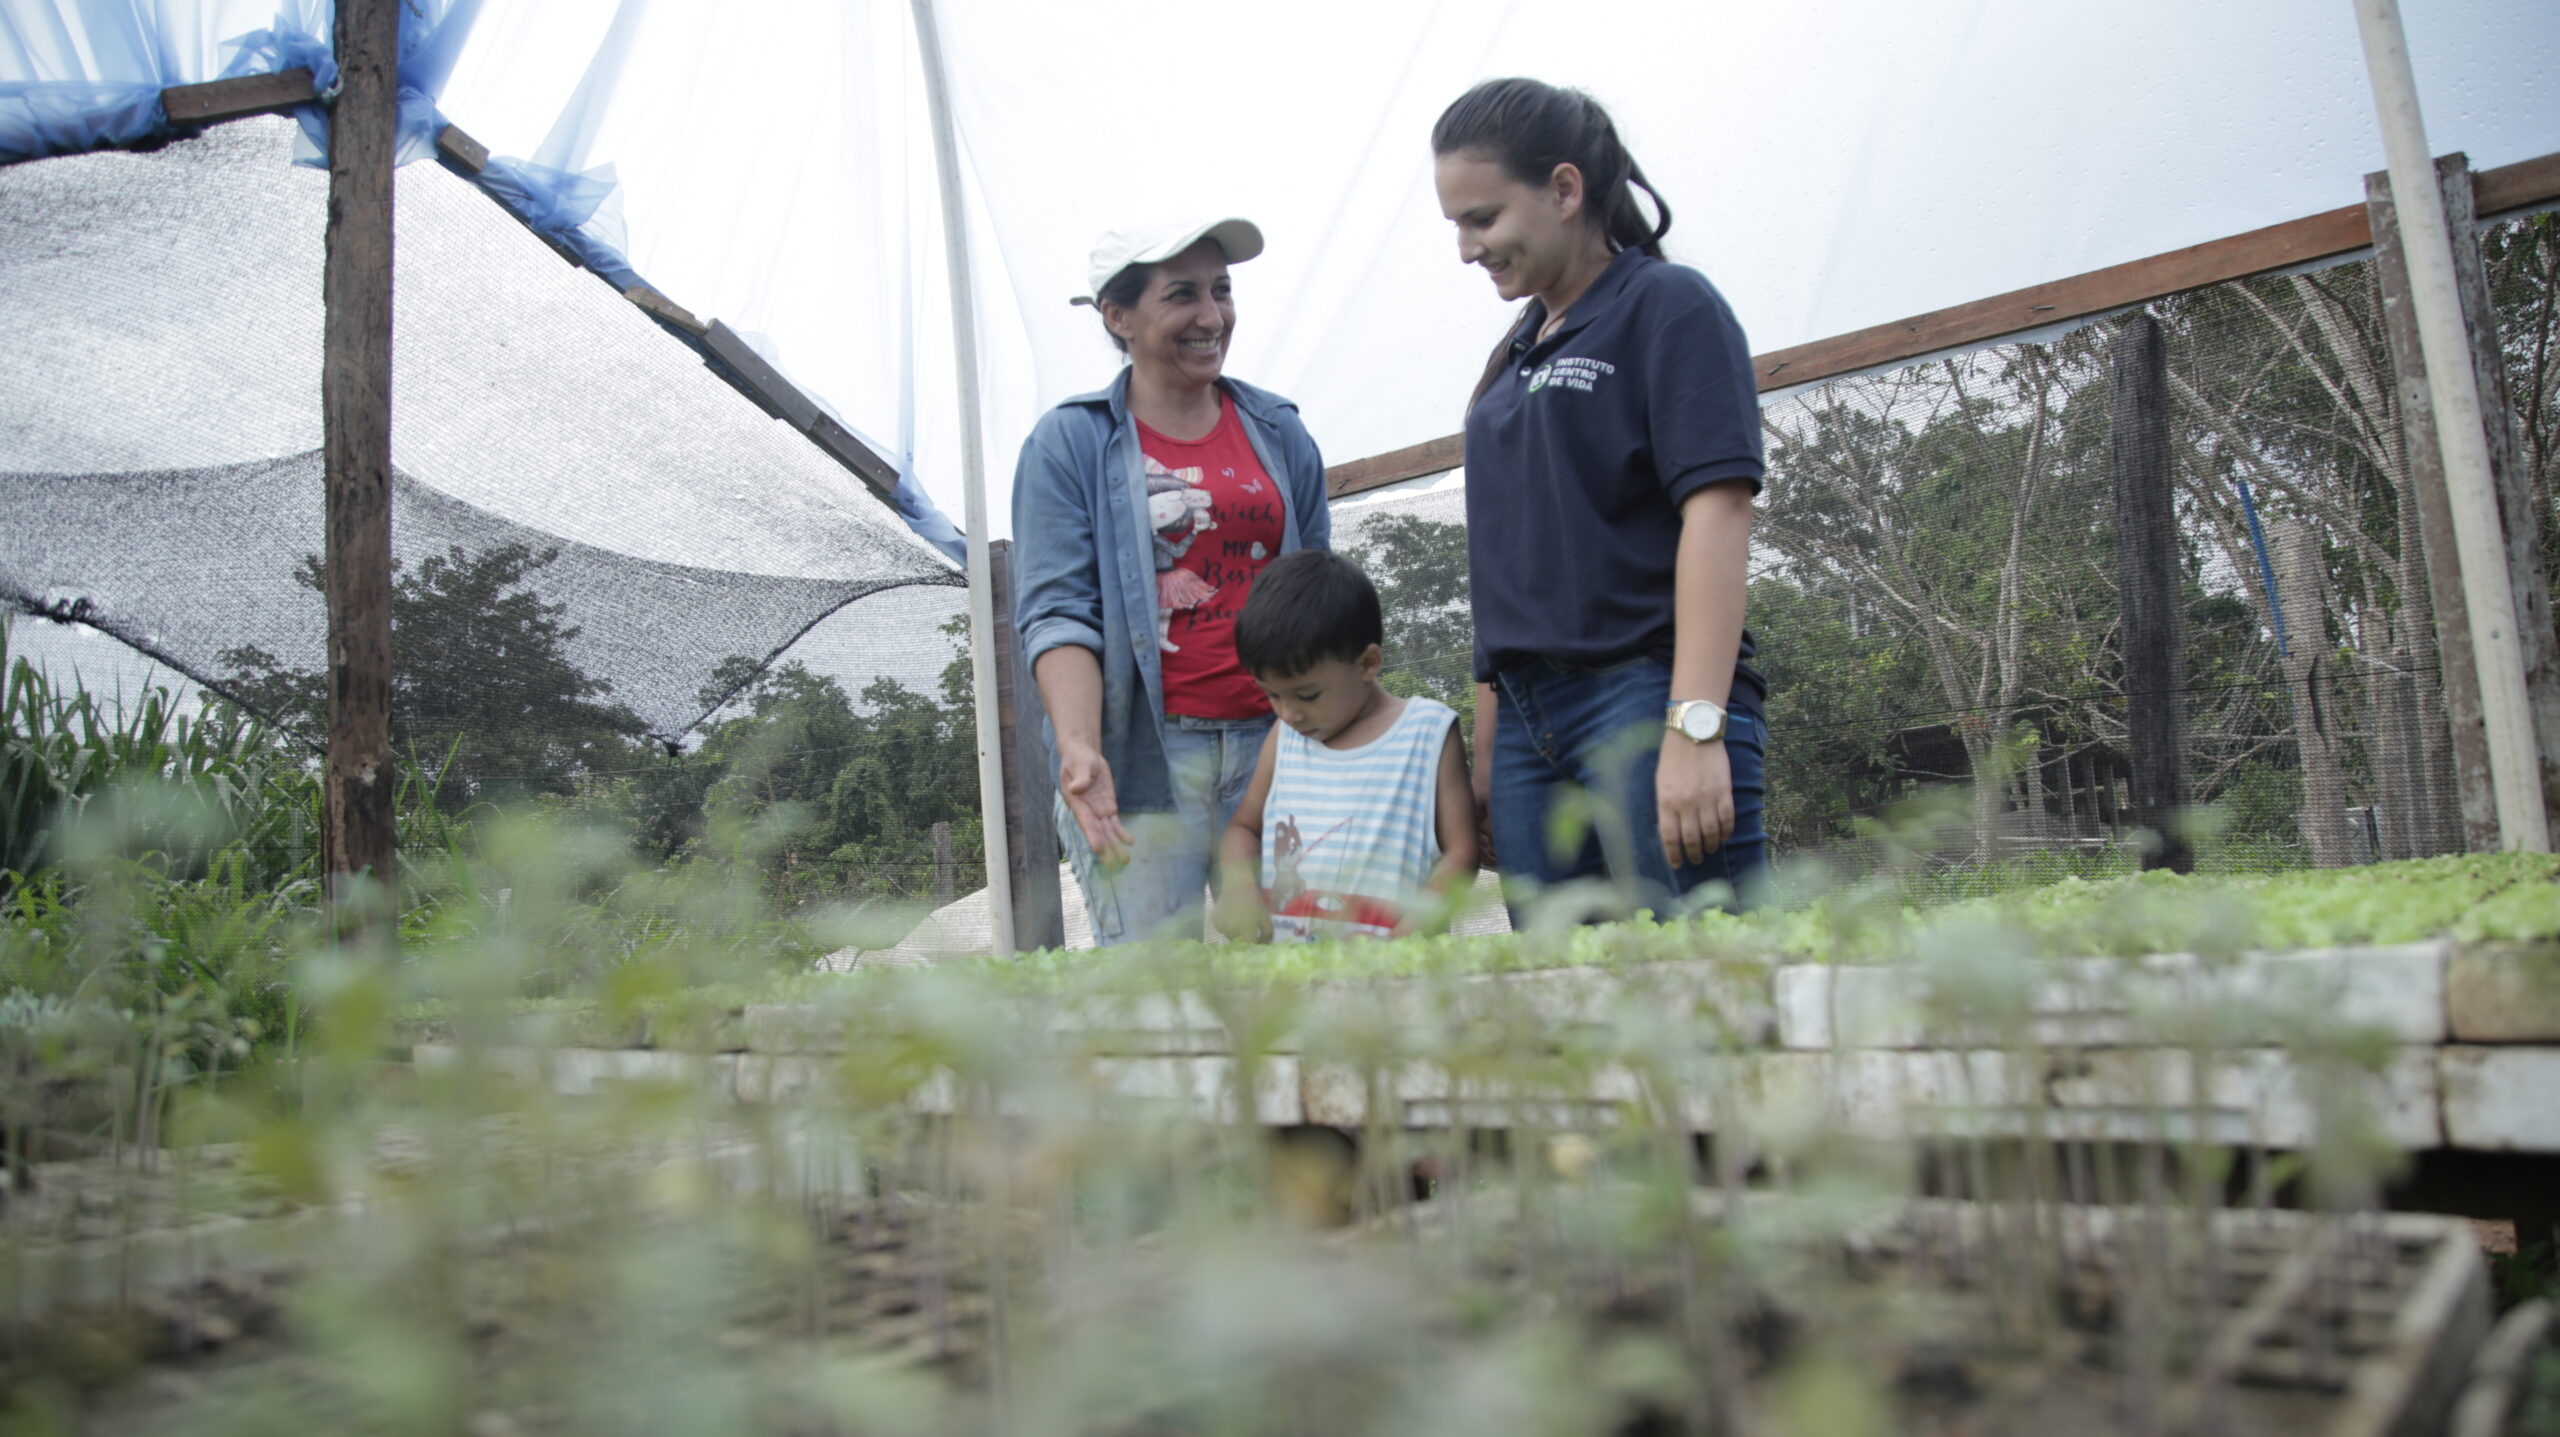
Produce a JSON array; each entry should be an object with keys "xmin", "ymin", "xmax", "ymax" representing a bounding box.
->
[
  {"xmin": 1327, "ymin": 433, "xmax": 1464, "ymax": 498},
  {"xmin": 160, "ymin": 68, "xmax": 315, "ymax": 126},
  {"xmin": 622, "ymin": 283, "xmax": 706, "ymax": 337},
  {"xmin": 2474, "ymin": 151, "xmax": 2560, "ymax": 221},
  {"xmin": 532, "ymin": 232, "xmax": 585, "ymax": 268},
  {"xmin": 322, "ymin": 0, "xmax": 399, "ymax": 908},
  {"xmin": 1749, "ymin": 203, "xmax": 2374, "ymax": 394},
  {"xmin": 167, "ymin": 76, "xmax": 923, "ymax": 554},
  {"xmin": 424, "ymin": 123, "xmax": 912, "ymax": 527},
  {"xmin": 703, "ymin": 320, "xmax": 822, "ymax": 431},
  {"xmin": 809, "ymin": 413, "xmax": 902, "ymax": 497},
  {"xmin": 434, "ymin": 123, "xmax": 490, "ymax": 174},
  {"xmin": 1324, "ymin": 149, "xmax": 2560, "ymax": 501}
]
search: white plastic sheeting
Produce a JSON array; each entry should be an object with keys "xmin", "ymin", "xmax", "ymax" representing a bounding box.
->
[
  {"xmin": 9, "ymin": 0, "xmax": 2558, "ymax": 537},
  {"xmin": 1, "ymin": 0, "xmax": 320, "ymax": 93},
  {"xmin": 424, "ymin": 0, "xmax": 2559, "ymax": 539}
]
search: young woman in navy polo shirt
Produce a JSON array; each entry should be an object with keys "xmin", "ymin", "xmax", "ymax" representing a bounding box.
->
[{"xmin": 1431, "ymin": 78, "xmax": 1768, "ymax": 917}]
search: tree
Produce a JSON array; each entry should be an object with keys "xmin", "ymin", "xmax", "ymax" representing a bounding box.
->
[
  {"xmin": 1745, "ymin": 572, "xmax": 1908, "ymax": 853},
  {"xmin": 2156, "ymin": 265, "xmax": 2458, "ymax": 860},
  {"xmin": 1757, "ymin": 344, "xmax": 2117, "ymax": 859},
  {"xmin": 605, "ymin": 616, "xmax": 986, "ymax": 905},
  {"xmin": 1344, "ymin": 513, "xmax": 1477, "ymax": 730},
  {"xmin": 219, "ymin": 544, "xmax": 646, "ymax": 810},
  {"xmin": 2485, "ymin": 215, "xmax": 2560, "ymax": 582}
]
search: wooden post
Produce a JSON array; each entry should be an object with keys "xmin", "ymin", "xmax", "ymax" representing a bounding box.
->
[
  {"xmin": 2109, "ymin": 314, "xmax": 2192, "ymax": 872},
  {"xmin": 2018, "ymin": 732, "xmax": 2053, "ymax": 844},
  {"xmin": 2368, "ymin": 154, "xmax": 2560, "ymax": 850},
  {"xmin": 2370, "ymin": 161, "xmax": 2497, "ymax": 853},
  {"xmin": 2355, "ymin": 0, "xmax": 2552, "ymax": 853},
  {"xmin": 2059, "ymin": 750, "xmax": 2081, "ymax": 839},
  {"xmin": 2272, "ymin": 518, "xmax": 2358, "ymax": 867},
  {"xmin": 321, "ymin": 0, "xmax": 399, "ymax": 908},
  {"xmin": 2440, "ymin": 160, "xmax": 2560, "ymax": 847},
  {"xmin": 930, "ymin": 820, "xmax": 955, "ymax": 908},
  {"xmin": 2364, "ymin": 639, "xmax": 2436, "ymax": 860},
  {"xmin": 988, "ymin": 541, "xmax": 1065, "ymax": 950}
]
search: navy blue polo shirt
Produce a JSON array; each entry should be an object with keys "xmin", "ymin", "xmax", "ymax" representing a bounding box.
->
[{"xmin": 1463, "ymin": 248, "xmax": 1765, "ymax": 705}]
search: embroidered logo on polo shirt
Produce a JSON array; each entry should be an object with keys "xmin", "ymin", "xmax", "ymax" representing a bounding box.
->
[{"xmin": 1528, "ymin": 357, "xmax": 1616, "ymax": 394}]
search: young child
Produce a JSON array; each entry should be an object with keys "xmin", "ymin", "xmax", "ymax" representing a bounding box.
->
[{"xmin": 1215, "ymin": 550, "xmax": 1478, "ymax": 942}]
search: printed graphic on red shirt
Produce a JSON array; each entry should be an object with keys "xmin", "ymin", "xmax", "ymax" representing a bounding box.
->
[{"xmin": 1140, "ymin": 398, "xmax": 1283, "ymax": 719}]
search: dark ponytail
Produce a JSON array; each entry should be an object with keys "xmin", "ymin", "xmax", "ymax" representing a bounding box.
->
[
  {"xmin": 1431, "ymin": 78, "xmax": 1671, "ymax": 260},
  {"xmin": 1434, "ymin": 78, "xmax": 1672, "ymax": 406}
]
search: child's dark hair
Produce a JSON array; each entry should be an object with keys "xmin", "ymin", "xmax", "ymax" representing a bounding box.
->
[
  {"xmin": 1235, "ymin": 549, "xmax": 1383, "ymax": 677},
  {"xmin": 1433, "ymin": 78, "xmax": 1672, "ymax": 407}
]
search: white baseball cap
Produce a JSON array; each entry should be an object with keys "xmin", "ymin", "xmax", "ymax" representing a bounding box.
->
[{"xmin": 1071, "ymin": 217, "xmax": 1265, "ymax": 307}]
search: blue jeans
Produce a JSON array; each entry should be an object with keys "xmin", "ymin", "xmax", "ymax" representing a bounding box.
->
[
  {"xmin": 1058, "ymin": 713, "xmax": 1271, "ymax": 946},
  {"xmin": 1489, "ymin": 656, "xmax": 1768, "ymax": 924}
]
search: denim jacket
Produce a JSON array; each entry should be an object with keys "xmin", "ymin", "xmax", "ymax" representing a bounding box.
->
[{"xmin": 1010, "ymin": 370, "xmax": 1330, "ymax": 814}]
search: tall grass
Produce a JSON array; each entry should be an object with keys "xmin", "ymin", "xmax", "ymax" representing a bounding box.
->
[
  {"xmin": 1, "ymin": 624, "xmax": 315, "ymax": 890},
  {"xmin": 1, "ymin": 623, "xmax": 482, "ymax": 1177},
  {"xmin": 0, "ymin": 624, "xmax": 858, "ymax": 1215}
]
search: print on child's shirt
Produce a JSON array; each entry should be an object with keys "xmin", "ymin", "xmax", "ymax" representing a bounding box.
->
[{"xmin": 1267, "ymin": 811, "xmax": 1402, "ymax": 939}]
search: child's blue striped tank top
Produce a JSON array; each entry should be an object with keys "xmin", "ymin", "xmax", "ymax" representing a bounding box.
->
[{"xmin": 1260, "ymin": 696, "xmax": 1456, "ymax": 941}]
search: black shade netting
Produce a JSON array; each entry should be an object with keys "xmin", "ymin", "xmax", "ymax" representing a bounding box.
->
[
  {"xmin": 0, "ymin": 115, "xmax": 961, "ymax": 754},
  {"xmin": 0, "ymin": 452, "xmax": 930, "ymax": 743}
]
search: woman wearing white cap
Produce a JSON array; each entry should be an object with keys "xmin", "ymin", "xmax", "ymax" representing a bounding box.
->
[{"xmin": 1011, "ymin": 218, "xmax": 1333, "ymax": 946}]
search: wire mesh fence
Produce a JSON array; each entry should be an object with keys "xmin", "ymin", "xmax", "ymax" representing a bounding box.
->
[{"xmin": 1342, "ymin": 208, "xmax": 2560, "ymax": 894}]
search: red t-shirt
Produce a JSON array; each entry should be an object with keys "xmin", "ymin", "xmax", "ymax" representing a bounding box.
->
[{"xmin": 1138, "ymin": 396, "xmax": 1284, "ymax": 719}]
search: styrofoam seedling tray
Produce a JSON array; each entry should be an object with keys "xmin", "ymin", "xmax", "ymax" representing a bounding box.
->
[{"xmin": 1361, "ymin": 1189, "xmax": 2491, "ymax": 1437}]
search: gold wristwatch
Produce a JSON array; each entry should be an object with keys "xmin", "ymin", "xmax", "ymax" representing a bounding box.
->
[{"xmin": 1665, "ymin": 699, "xmax": 1727, "ymax": 744}]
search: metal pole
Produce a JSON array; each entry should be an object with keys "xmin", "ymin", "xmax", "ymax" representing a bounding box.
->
[
  {"xmin": 2351, "ymin": 0, "xmax": 2551, "ymax": 852},
  {"xmin": 909, "ymin": 0, "xmax": 1017, "ymax": 952}
]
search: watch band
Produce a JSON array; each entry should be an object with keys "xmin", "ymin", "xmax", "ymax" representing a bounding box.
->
[{"xmin": 1665, "ymin": 699, "xmax": 1727, "ymax": 743}]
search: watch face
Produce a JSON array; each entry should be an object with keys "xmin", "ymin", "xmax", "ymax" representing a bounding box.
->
[{"xmin": 1680, "ymin": 704, "xmax": 1722, "ymax": 741}]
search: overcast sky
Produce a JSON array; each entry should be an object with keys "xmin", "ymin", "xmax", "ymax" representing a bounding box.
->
[{"xmin": 437, "ymin": 0, "xmax": 2560, "ymax": 535}]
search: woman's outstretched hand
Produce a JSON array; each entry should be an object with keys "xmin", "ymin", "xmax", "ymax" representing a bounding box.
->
[
  {"xmin": 1058, "ymin": 741, "xmax": 1135, "ymax": 866},
  {"xmin": 1656, "ymin": 733, "xmax": 1734, "ymax": 869}
]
